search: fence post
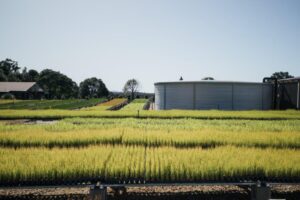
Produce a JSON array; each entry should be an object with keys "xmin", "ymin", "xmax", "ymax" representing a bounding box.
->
[
  {"xmin": 89, "ymin": 185, "xmax": 107, "ymax": 200},
  {"xmin": 251, "ymin": 182, "xmax": 271, "ymax": 200}
]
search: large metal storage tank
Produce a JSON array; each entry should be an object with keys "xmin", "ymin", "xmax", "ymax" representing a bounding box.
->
[{"xmin": 154, "ymin": 81, "xmax": 273, "ymax": 110}]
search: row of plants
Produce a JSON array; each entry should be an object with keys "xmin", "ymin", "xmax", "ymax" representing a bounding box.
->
[
  {"xmin": 0, "ymin": 145, "xmax": 299, "ymax": 185},
  {"xmin": 0, "ymin": 127, "xmax": 299, "ymax": 149},
  {"xmin": 82, "ymin": 98, "xmax": 127, "ymax": 111},
  {"xmin": 2, "ymin": 117, "xmax": 299, "ymax": 133},
  {"xmin": 121, "ymin": 99, "xmax": 148, "ymax": 111},
  {"xmin": 0, "ymin": 100, "xmax": 23, "ymax": 104},
  {"xmin": 0, "ymin": 98, "xmax": 106, "ymax": 110},
  {"xmin": 0, "ymin": 109, "xmax": 299, "ymax": 120},
  {"xmin": 61, "ymin": 117, "xmax": 300, "ymax": 132}
]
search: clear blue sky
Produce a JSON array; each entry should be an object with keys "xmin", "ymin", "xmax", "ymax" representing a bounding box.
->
[{"xmin": 0, "ymin": 0, "xmax": 299, "ymax": 92}]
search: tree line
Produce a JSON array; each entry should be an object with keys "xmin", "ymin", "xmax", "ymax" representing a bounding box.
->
[
  {"xmin": 2, "ymin": 58, "xmax": 292, "ymax": 100},
  {"xmin": 0, "ymin": 58, "xmax": 109, "ymax": 99}
]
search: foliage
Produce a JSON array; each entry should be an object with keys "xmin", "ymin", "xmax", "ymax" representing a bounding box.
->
[
  {"xmin": 202, "ymin": 77, "xmax": 214, "ymax": 80},
  {"xmin": 0, "ymin": 59, "xmax": 111, "ymax": 100},
  {"xmin": 21, "ymin": 68, "xmax": 39, "ymax": 82},
  {"xmin": 0, "ymin": 93, "xmax": 15, "ymax": 100},
  {"xmin": 0, "ymin": 59, "xmax": 20, "ymax": 81},
  {"xmin": 123, "ymin": 79, "xmax": 140, "ymax": 100},
  {"xmin": 0, "ymin": 69, "xmax": 7, "ymax": 81},
  {"xmin": 79, "ymin": 77, "xmax": 109, "ymax": 98},
  {"xmin": 271, "ymin": 71, "xmax": 294, "ymax": 80},
  {"xmin": 38, "ymin": 69, "xmax": 79, "ymax": 99},
  {"xmin": 0, "ymin": 59, "xmax": 82, "ymax": 99},
  {"xmin": 0, "ymin": 59, "xmax": 39, "ymax": 82}
]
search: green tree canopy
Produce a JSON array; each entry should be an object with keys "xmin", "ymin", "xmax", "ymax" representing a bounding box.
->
[
  {"xmin": 0, "ymin": 58, "xmax": 21, "ymax": 81},
  {"xmin": 79, "ymin": 77, "xmax": 109, "ymax": 98},
  {"xmin": 0, "ymin": 59, "xmax": 39, "ymax": 82},
  {"xmin": 271, "ymin": 72, "xmax": 294, "ymax": 80},
  {"xmin": 0, "ymin": 69, "xmax": 7, "ymax": 81},
  {"xmin": 38, "ymin": 69, "xmax": 78, "ymax": 99},
  {"xmin": 20, "ymin": 68, "xmax": 39, "ymax": 82},
  {"xmin": 202, "ymin": 77, "xmax": 214, "ymax": 80}
]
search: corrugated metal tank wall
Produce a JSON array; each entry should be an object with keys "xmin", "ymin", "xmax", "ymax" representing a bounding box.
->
[
  {"xmin": 165, "ymin": 83, "xmax": 194, "ymax": 109},
  {"xmin": 195, "ymin": 83, "xmax": 232, "ymax": 110},
  {"xmin": 155, "ymin": 82, "xmax": 273, "ymax": 110},
  {"xmin": 154, "ymin": 84, "xmax": 165, "ymax": 110}
]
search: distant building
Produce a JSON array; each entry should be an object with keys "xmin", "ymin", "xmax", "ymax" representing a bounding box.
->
[{"xmin": 0, "ymin": 82, "xmax": 44, "ymax": 99}]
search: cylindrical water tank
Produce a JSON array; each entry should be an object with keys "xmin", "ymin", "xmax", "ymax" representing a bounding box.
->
[{"xmin": 154, "ymin": 81, "xmax": 273, "ymax": 110}]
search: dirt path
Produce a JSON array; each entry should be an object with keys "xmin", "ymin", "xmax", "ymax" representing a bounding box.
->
[{"xmin": 0, "ymin": 184, "xmax": 299, "ymax": 199}]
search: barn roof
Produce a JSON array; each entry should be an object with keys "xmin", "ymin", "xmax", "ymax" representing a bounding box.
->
[{"xmin": 0, "ymin": 82, "xmax": 40, "ymax": 92}]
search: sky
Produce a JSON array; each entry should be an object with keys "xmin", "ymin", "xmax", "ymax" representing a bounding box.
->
[{"xmin": 0, "ymin": 0, "xmax": 299, "ymax": 92}]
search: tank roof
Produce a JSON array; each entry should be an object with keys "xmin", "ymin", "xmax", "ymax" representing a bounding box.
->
[{"xmin": 154, "ymin": 80, "xmax": 272, "ymax": 85}]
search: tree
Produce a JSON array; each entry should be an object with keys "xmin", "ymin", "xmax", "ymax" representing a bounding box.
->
[
  {"xmin": 123, "ymin": 79, "xmax": 140, "ymax": 100},
  {"xmin": 38, "ymin": 69, "xmax": 78, "ymax": 99},
  {"xmin": 0, "ymin": 59, "xmax": 19, "ymax": 75},
  {"xmin": 28, "ymin": 69, "xmax": 39, "ymax": 81},
  {"xmin": 202, "ymin": 77, "xmax": 214, "ymax": 80},
  {"xmin": 0, "ymin": 58, "xmax": 20, "ymax": 81},
  {"xmin": 271, "ymin": 72, "xmax": 294, "ymax": 80},
  {"xmin": 0, "ymin": 69, "xmax": 7, "ymax": 81},
  {"xmin": 79, "ymin": 77, "xmax": 109, "ymax": 98}
]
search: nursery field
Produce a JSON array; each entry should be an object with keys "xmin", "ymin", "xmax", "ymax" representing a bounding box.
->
[
  {"xmin": 121, "ymin": 99, "xmax": 147, "ymax": 111},
  {"xmin": 0, "ymin": 100, "xmax": 22, "ymax": 104},
  {"xmin": 0, "ymin": 98, "xmax": 105, "ymax": 110},
  {"xmin": 0, "ymin": 145, "xmax": 299, "ymax": 185},
  {"xmin": 0, "ymin": 109, "xmax": 300, "ymax": 120},
  {"xmin": 0, "ymin": 116, "xmax": 299, "ymax": 186},
  {"xmin": 1, "ymin": 118, "xmax": 300, "ymax": 149},
  {"xmin": 82, "ymin": 98, "xmax": 127, "ymax": 111}
]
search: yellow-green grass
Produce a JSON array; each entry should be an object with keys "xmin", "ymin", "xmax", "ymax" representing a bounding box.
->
[
  {"xmin": 82, "ymin": 98, "xmax": 127, "ymax": 111},
  {"xmin": 0, "ymin": 118, "xmax": 299, "ymax": 148},
  {"xmin": 0, "ymin": 98, "xmax": 105, "ymax": 110},
  {"xmin": 0, "ymin": 128, "xmax": 122, "ymax": 148},
  {"xmin": 1, "ymin": 117, "xmax": 300, "ymax": 133},
  {"xmin": 0, "ymin": 109, "xmax": 299, "ymax": 120},
  {"xmin": 0, "ymin": 100, "xmax": 22, "ymax": 104},
  {"xmin": 0, "ymin": 145, "xmax": 299, "ymax": 183},
  {"xmin": 62, "ymin": 118, "xmax": 300, "ymax": 132},
  {"xmin": 121, "ymin": 99, "xmax": 147, "ymax": 111},
  {"xmin": 0, "ymin": 116, "xmax": 299, "ymax": 184}
]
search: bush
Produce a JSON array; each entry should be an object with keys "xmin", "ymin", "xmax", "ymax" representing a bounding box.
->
[{"xmin": 1, "ymin": 93, "xmax": 15, "ymax": 100}]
